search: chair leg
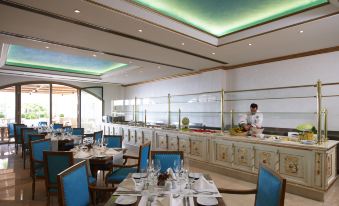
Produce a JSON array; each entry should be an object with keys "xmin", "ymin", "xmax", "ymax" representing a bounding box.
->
[
  {"xmin": 23, "ymin": 150, "xmax": 26, "ymax": 169},
  {"xmin": 32, "ymin": 177, "xmax": 35, "ymax": 200},
  {"xmin": 47, "ymin": 193, "xmax": 50, "ymax": 206}
]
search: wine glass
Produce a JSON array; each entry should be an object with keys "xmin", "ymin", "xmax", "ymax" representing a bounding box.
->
[
  {"xmin": 173, "ymin": 158, "xmax": 180, "ymax": 175},
  {"xmin": 153, "ymin": 159, "xmax": 161, "ymax": 176}
]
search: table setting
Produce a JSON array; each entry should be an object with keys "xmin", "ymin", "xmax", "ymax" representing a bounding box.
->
[{"xmin": 106, "ymin": 159, "xmax": 223, "ymax": 206}]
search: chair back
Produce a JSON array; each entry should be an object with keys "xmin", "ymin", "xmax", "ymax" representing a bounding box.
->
[
  {"xmin": 44, "ymin": 151, "xmax": 74, "ymax": 192},
  {"xmin": 104, "ymin": 135, "xmax": 122, "ymax": 148},
  {"xmin": 93, "ymin": 130, "xmax": 103, "ymax": 143},
  {"xmin": 137, "ymin": 142, "xmax": 151, "ymax": 172},
  {"xmin": 151, "ymin": 151, "xmax": 183, "ymax": 173},
  {"xmin": 7, "ymin": 123, "xmax": 15, "ymax": 137},
  {"xmin": 255, "ymin": 165, "xmax": 286, "ymax": 206},
  {"xmin": 72, "ymin": 128, "xmax": 84, "ymax": 136},
  {"xmin": 14, "ymin": 124, "xmax": 26, "ymax": 144},
  {"xmin": 38, "ymin": 121, "xmax": 48, "ymax": 127},
  {"xmin": 53, "ymin": 124, "xmax": 63, "ymax": 130},
  {"xmin": 29, "ymin": 139, "xmax": 51, "ymax": 178},
  {"xmin": 22, "ymin": 128, "xmax": 38, "ymax": 145},
  {"xmin": 29, "ymin": 134, "xmax": 46, "ymax": 142},
  {"xmin": 57, "ymin": 160, "xmax": 91, "ymax": 206}
]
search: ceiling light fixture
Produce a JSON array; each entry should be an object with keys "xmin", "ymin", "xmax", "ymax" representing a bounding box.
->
[
  {"xmin": 212, "ymin": 52, "xmax": 216, "ymax": 55},
  {"xmin": 45, "ymin": 46, "xmax": 49, "ymax": 49},
  {"xmin": 92, "ymin": 54, "xmax": 97, "ymax": 57},
  {"xmin": 138, "ymin": 29, "xmax": 143, "ymax": 33},
  {"xmin": 248, "ymin": 43, "xmax": 252, "ymax": 46},
  {"xmin": 74, "ymin": 9, "xmax": 80, "ymax": 13},
  {"xmin": 181, "ymin": 43, "xmax": 185, "ymax": 45},
  {"xmin": 299, "ymin": 30, "xmax": 304, "ymax": 33}
]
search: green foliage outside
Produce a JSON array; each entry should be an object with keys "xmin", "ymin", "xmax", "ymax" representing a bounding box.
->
[
  {"xmin": 21, "ymin": 103, "xmax": 48, "ymax": 119},
  {"xmin": 59, "ymin": 114, "xmax": 64, "ymax": 118},
  {"xmin": 0, "ymin": 112, "xmax": 5, "ymax": 118}
]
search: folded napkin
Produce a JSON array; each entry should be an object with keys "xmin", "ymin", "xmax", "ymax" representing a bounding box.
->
[
  {"xmin": 138, "ymin": 195, "xmax": 193, "ymax": 206},
  {"xmin": 192, "ymin": 176, "xmax": 215, "ymax": 191},
  {"xmin": 75, "ymin": 151, "xmax": 91, "ymax": 159},
  {"xmin": 167, "ymin": 168, "xmax": 176, "ymax": 180},
  {"xmin": 119, "ymin": 178, "xmax": 136, "ymax": 191}
]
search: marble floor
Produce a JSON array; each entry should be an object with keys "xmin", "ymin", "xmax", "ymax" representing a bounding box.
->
[{"xmin": 0, "ymin": 143, "xmax": 338, "ymax": 206}]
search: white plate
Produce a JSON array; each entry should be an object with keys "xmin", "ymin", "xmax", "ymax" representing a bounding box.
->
[
  {"xmin": 189, "ymin": 173, "xmax": 202, "ymax": 179},
  {"xmin": 115, "ymin": 195, "xmax": 137, "ymax": 205},
  {"xmin": 132, "ymin": 173, "xmax": 147, "ymax": 179},
  {"xmin": 197, "ymin": 197, "xmax": 218, "ymax": 206},
  {"xmin": 95, "ymin": 154, "xmax": 106, "ymax": 158},
  {"xmin": 301, "ymin": 140, "xmax": 316, "ymax": 145}
]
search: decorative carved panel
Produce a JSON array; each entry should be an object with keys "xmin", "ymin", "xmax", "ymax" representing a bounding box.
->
[{"xmin": 191, "ymin": 140, "xmax": 202, "ymax": 156}]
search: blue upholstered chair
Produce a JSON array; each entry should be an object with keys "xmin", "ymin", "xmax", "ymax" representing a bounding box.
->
[
  {"xmin": 105, "ymin": 142, "xmax": 151, "ymax": 185},
  {"xmin": 29, "ymin": 139, "xmax": 52, "ymax": 200},
  {"xmin": 29, "ymin": 134, "xmax": 46, "ymax": 142},
  {"xmin": 38, "ymin": 121, "xmax": 48, "ymax": 127},
  {"xmin": 151, "ymin": 151, "xmax": 184, "ymax": 173},
  {"xmin": 14, "ymin": 124, "xmax": 26, "ymax": 154},
  {"xmin": 94, "ymin": 130, "xmax": 103, "ymax": 144},
  {"xmin": 72, "ymin": 128, "xmax": 84, "ymax": 136},
  {"xmin": 21, "ymin": 128, "xmax": 38, "ymax": 168},
  {"xmin": 104, "ymin": 135, "xmax": 122, "ymax": 148},
  {"xmin": 219, "ymin": 165, "xmax": 286, "ymax": 206},
  {"xmin": 43, "ymin": 151, "xmax": 74, "ymax": 203},
  {"xmin": 52, "ymin": 123, "xmax": 63, "ymax": 130},
  {"xmin": 7, "ymin": 123, "xmax": 15, "ymax": 144}
]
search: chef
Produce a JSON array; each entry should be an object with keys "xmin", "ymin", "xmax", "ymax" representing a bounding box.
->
[{"xmin": 238, "ymin": 103, "xmax": 263, "ymax": 131}]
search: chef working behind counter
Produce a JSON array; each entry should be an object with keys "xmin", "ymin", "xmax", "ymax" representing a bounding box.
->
[{"xmin": 238, "ymin": 103, "xmax": 263, "ymax": 131}]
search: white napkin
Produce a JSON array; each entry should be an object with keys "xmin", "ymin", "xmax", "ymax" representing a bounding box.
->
[
  {"xmin": 167, "ymin": 168, "xmax": 176, "ymax": 180},
  {"xmin": 192, "ymin": 176, "xmax": 215, "ymax": 191},
  {"xmin": 75, "ymin": 151, "xmax": 90, "ymax": 158},
  {"xmin": 157, "ymin": 194, "xmax": 182, "ymax": 206},
  {"xmin": 119, "ymin": 178, "xmax": 136, "ymax": 191}
]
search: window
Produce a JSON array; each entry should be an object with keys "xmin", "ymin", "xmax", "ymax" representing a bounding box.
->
[
  {"xmin": 81, "ymin": 87, "xmax": 103, "ymax": 133},
  {"xmin": 0, "ymin": 86, "xmax": 15, "ymax": 143}
]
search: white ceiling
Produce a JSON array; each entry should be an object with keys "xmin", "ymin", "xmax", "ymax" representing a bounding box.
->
[{"xmin": 0, "ymin": 0, "xmax": 339, "ymax": 85}]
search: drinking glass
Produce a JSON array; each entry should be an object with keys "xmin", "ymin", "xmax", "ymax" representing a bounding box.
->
[
  {"xmin": 153, "ymin": 159, "xmax": 161, "ymax": 175},
  {"xmin": 173, "ymin": 159, "xmax": 180, "ymax": 175}
]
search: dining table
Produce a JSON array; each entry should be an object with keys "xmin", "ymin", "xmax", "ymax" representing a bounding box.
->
[{"xmin": 104, "ymin": 173, "xmax": 226, "ymax": 206}]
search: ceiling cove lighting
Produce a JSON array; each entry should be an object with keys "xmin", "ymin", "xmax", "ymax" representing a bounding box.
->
[
  {"xmin": 132, "ymin": 0, "xmax": 327, "ymax": 37},
  {"xmin": 5, "ymin": 44, "xmax": 128, "ymax": 76},
  {"xmin": 212, "ymin": 52, "xmax": 216, "ymax": 55}
]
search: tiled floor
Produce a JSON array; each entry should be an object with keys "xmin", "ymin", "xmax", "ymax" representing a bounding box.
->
[{"xmin": 0, "ymin": 144, "xmax": 338, "ymax": 206}]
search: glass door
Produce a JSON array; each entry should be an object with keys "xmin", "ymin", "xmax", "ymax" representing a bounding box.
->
[
  {"xmin": 0, "ymin": 86, "xmax": 15, "ymax": 143},
  {"xmin": 80, "ymin": 87, "xmax": 103, "ymax": 133}
]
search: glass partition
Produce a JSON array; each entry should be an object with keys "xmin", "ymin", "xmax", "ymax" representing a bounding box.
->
[
  {"xmin": 52, "ymin": 84, "xmax": 78, "ymax": 126},
  {"xmin": 138, "ymin": 96, "xmax": 169, "ymax": 126},
  {"xmin": 81, "ymin": 87, "xmax": 103, "ymax": 133},
  {"xmin": 21, "ymin": 84, "xmax": 50, "ymax": 127},
  {"xmin": 0, "ymin": 86, "xmax": 15, "ymax": 143}
]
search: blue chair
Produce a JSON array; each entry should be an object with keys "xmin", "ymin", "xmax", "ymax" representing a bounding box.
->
[
  {"xmin": 151, "ymin": 151, "xmax": 183, "ymax": 173},
  {"xmin": 43, "ymin": 151, "xmax": 74, "ymax": 203},
  {"xmin": 29, "ymin": 139, "xmax": 52, "ymax": 200},
  {"xmin": 104, "ymin": 135, "xmax": 122, "ymax": 148},
  {"xmin": 29, "ymin": 134, "xmax": 46, "ymax": 142},
  {"xmin": 105, "ymin": 142, "xmax": 151, "ymax": 185},
  {"xmin": 21, "ymin": 128, "xmax": 38, "ymax": 168},
  {"xmin": 14, "ymin": 124, "xmax": 26, "ymax": 154},
  {"xmin": 219, "ymin": 165, "xmax": 286, "ymax": 206},
  {"xmin": 52, "ymin": 123, "xmax": 63, "ymax": 130},
  {"xmin": 94, "ymin": 130, "xmax": 103, "ymax": 144},
  {"xmin": 57, "ymin": 160, "xmax": 115, "ymax": 206},
  {"xmin": 72, "ymin": 128, "xmax": 84, "ymax": 136},
  {"xmin": 38, "ymin": 121, "xmax": 48, "ymax": 127},
  {"xmin": 7, "ymin": 123, "xmax": 15, "ymax": 144}
]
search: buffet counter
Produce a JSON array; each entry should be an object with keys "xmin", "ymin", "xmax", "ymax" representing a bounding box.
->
[{"xmin": 101, "ymin": 123, "xmax": 338, "ymax": 201}]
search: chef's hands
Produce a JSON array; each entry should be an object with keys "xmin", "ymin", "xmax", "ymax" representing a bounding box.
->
[{"xmin": 243, "ymin": 124, "xmax": 251, "ymax": 131}]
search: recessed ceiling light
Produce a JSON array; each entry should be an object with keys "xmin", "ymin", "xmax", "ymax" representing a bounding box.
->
[
  {"xmin": 212, "ymin": 52, "xmax": 216, "ymax": 55},
  {"xmin": 299, "ymin": 30, "xmax": 304, "ymax": 33},
  {"xmin": 248, "ymin": 43, "xmax": 252, "ymax": 46},
  {"xmin": 92, "ymin": 54, "xmax": 97, "ymax": 57},
  {"xmin": 158, "ymin": 66, "xmax": 161, "ymax": 68},
  {"xmin": 138, "ymin": 29, "xmax": 143, "ymax": 33},
  {"xmin": 74, "ymin": 9, "xmax": 80, "ymax": 13},
  {"xmin": 181, "ymin": 42, "xmax": 185, "ymax": 45},
  {"xmin": 45, "ymin": 46, "xmax": 49, "ymax": 49}
]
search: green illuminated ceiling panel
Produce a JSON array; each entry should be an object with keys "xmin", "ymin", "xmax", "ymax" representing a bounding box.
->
[
  {"xmin": 133, "ymin": 0, "xmax": 328, "ymax": 37},
  {"xmin": 6, "ymin": 45, "xmax": 127, "ymax": 76}
]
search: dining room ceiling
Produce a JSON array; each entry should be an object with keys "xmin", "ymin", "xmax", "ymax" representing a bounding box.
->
[
  {"xmin": 0, "ymin": 0, "xmax": 339, "ymax": 85},
  {"xmin": 130, "ymin": 0, "xmax": 328, "ymax": 37}
]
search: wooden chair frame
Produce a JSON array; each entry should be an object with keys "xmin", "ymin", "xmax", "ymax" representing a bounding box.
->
[
  {"xmin": 43, "ymin": 151, "xmax": 74, "ymax": 204},
  {"xmin": 57, "ymin": 160, "xmax": 116, "ymax": 206},
  {"xmin": 13, "ymin": 124, "xmax": 25, "ymax": 154},
  {"xmin": 218, "ymin": 164, "xmax": 286, "ymax": 206},
  {"xmin": 150, "ymin": 150, "xmax": 184, "ymax": 160},
  {"xmin": 29, "ymin": 138, "xmax": 51, "ymax": 200},
  {"xmin": 21, "ymin": 127, "xmax": 36, "ymax": 167}
]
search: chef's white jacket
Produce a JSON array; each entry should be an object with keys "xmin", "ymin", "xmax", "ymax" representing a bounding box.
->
[{"xmin": 238, "ymin": 111, "xmax": 263, "ymax": 128}]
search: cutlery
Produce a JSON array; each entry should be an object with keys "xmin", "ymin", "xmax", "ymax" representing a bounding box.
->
[
  {"xmin": 183, "ymin": 196, "xmax": 186, "ymax": 206},
  {"xmin": 186, "ymin": 196, "xmax": 190, "ymax": 206}
]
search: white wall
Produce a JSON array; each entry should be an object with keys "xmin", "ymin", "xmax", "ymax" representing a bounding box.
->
[{"xmin": 123, "ymin": 51, "xmax": 339, "ymax": 130}]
